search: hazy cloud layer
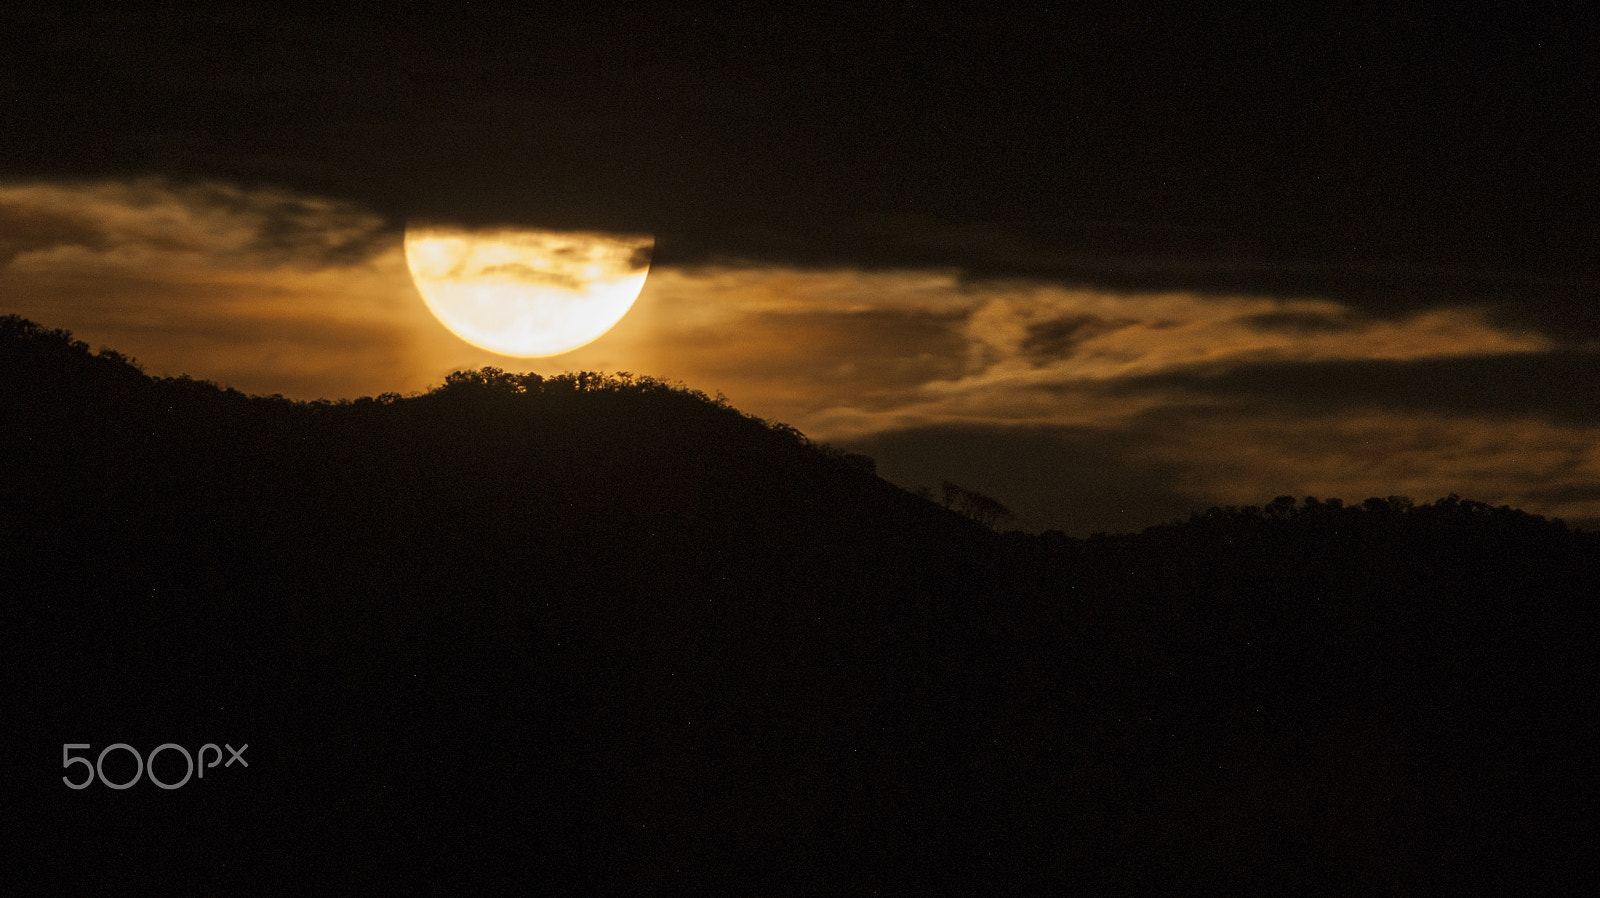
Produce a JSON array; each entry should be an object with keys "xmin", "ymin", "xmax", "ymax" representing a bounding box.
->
[
  {"xmin": 4, "ymin": 179, "xmax": 1596, "ymax": 532},
  {"xmin": 629, "ymin": 264, "xmax": 1596, "ymax": 531},
  {"xmin": 0, "ymin": 179, "xmax": 432, "ymax": 398}
]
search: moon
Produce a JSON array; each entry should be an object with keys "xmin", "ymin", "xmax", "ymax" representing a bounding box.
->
[{"xmin": 404, "ymin": 224, "xmax": 653, "ymax": 357}]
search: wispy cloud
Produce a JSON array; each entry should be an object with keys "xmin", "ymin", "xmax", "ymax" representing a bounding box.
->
[
  {"xmin": 628, "ymin": 265, "xmax": 1551, "ymax": 436},
  {"xmin": 0, "ymin": 179, "xmax": 388, "ymax": 267}
]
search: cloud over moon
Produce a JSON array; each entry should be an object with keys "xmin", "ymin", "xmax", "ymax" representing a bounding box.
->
[{"xmin": 4, "ymin": 178, "xmax": 1596, "ymax": 532}]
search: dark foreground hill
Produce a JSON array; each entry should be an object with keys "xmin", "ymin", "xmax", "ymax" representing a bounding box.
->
[{"xmin": 4, "ymin": 315, "xmax": 1595, "ymax": 892}]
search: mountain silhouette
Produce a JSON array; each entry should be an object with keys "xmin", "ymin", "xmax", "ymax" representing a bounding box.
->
[{"xmin": 4, "ymin": 314, "xmax": 1594, "ymax": 892}]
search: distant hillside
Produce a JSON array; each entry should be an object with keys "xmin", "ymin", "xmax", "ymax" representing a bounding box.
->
[{"xmin": 4, "ymin": 314, "xmax": 1595, "ymax": 892}]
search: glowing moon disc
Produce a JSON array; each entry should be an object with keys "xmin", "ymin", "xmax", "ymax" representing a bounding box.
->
[{"xmin": 404, "ymin": 224, "xmax": 653, "ymax": 357}]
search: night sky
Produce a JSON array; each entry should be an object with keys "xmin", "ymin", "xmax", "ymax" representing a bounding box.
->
[{"xmin": 4, "ymin": 3, "xmax": 1597, "ymax": 533}]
